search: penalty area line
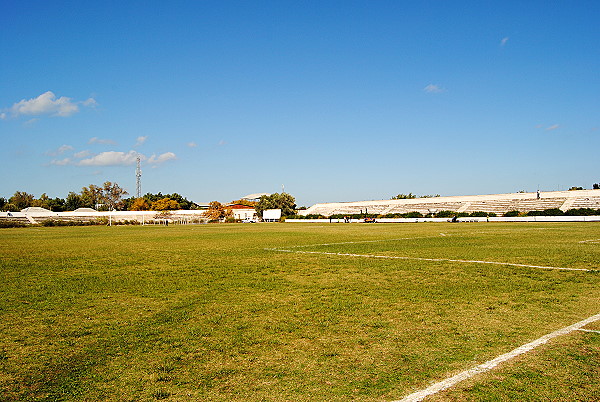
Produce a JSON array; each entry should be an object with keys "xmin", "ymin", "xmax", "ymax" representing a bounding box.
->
[
  {"xmin": 394, "ymin": 312, "xmax": 600, "ymax": 402},
  {"xmin": 266, "ymin": 249, "xmax": 591, "ymax": 272}
]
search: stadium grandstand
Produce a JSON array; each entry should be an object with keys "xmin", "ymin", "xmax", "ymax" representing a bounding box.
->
[{"xmin": 299, "ymin": 189, "xmax": 600, "ymax": 217}]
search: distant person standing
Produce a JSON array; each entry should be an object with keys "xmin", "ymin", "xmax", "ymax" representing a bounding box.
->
[{"xmin": 537, "ymin": 190, "xmax": 540, "ymax": 199}]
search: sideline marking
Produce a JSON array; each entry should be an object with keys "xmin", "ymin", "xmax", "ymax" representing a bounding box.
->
[
  {"xmin": 394, "ymin": 313, "xmax": 600, "ymax": 402},
  {"xmin": 267, "ymin": 249, "xmax": 591, "ymax": 272}
]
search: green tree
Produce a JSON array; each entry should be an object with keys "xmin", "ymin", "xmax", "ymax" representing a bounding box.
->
[
  {"xmin": 31, "ymin": 193, "xmax": 50, "ymax": 209},
  {"xmin": 391, "ymin": 193, "xmax": 417, "ymax": 200},
  {"xmin": 0, "ymin": 197, "xmax": 7, "ymax": 210},
  {"xmin": 255, "ymin": 193, "xmax": 296, "ymax": 218},
  {"xmin": 46, "ymin": 197, "xmax": 66, "ymax": 212},
  {"xmin": 65, "ymin": 192, "xmax": 84, "ymax": 211},
  {"xmin": 3, "ymin": 203, "xmax": 19, "ymax": 212},
  {"xmin": 9, "ymin": 191, "xmax": 34, "ymax": 210},
  {"xmin": 80, "ymin": 184, "xmax": 103, "ymax": 209}
]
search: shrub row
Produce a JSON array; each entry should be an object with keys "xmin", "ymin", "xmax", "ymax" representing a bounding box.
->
[
  {"xmin": 289, "ymin": 211, "xmax": 498, "ymax": 219},
  {"xmin": 0, "ymin": 220, "xmax": 27, "ymax": 228},
  {"xmin": 41, "ymin": 219, "xmax": 105, "ymax": 227},
  {"xmin": 506, "ymin": 208, "xmax": 600, "ymax": 217}
]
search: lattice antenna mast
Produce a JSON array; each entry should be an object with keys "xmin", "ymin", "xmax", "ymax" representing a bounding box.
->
[{"xmin": 136, "ymin": 155, "xmax": 142, "ymax": 198}]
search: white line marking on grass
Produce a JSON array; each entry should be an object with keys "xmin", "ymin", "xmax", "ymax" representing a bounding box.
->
[
  {"xmin": 267, "ymin": 249, "xmax": 591, "ymax": 272},
  {"xmin": 576, "ymin": 328, "xmax": 600, "ymax": 334},
  {"xmin": 579, "ymin": 239, "xmax": 600, "ymax": 244},
  {"xmin": 286, "ymin": 237, "xmax": 433, "ymax": 249},
  {"xmin": 394, "ymin": 312, "xmax": 600, "ymax": 402}
]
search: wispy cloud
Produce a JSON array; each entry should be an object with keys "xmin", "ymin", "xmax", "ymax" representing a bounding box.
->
[
  {"xmin": 89, "ymin": 137, "xmax": 117, "ymax": 145},
  {"xmin": 134, "ymin": 136, "xmax": 148, "ymax": 147},
  {"xmin": 23, "ymin": 118, "xmax": 39, "ymax": 127},
  {"xmin": 500, "ymin": 37, "xmax": 509, "ymax": 46},
  {"xmin": 74, "ymin": 150, "xmax": 92, "ymax": 159},
  {"xmin": 424, "ymin": 84, "xmax": 444, "ymax": 93},
  {"xmin": 545, "ymin": 124, "xmax": 560, "ymax": 131},
  {"xmin": 187, "ymin": 141, "xmax": 197, "ymax": 148},
  {"xmin": 78, "ymin": 151, "xmax": 139, "ymax": 166},
  {"xmin": 50, "ymin": 158, "xmax": 72, "ymax": 166},
  {"xmin": 46, "ymin": 144, "xmax": 74, "ymax": 156},
  {"xmin": 148, "ymin": 152, "xmax": 176, "ymax": 165},
  {"xmin": 1, "ymin": 91, "xmax": 96, "ymax": 119}
]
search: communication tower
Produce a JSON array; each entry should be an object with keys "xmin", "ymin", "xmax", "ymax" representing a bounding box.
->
[{"xmin": 136, "ymin": 155, "xmax": 142, "ymax": 198}]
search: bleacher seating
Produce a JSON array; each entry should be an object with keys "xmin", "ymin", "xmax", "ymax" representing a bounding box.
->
[{"xmin": 300, "ymin": 190, "xmax": 600, "ymax": 217}]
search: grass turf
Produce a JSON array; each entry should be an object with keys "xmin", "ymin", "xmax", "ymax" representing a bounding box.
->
[{"xmin": 0, "ymin": 222, "xmax": 598, "ymax": 401}]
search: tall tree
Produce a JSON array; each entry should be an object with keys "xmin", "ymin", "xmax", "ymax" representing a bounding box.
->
[
  {"xmin": 102, "ymin": 181, "xmax": 128, "ymax": 210},
  {"xmin": 65, "ymin": 192, "xmax": 83, "ymax": 211},
  {"xmin": 9, "ymin": 191, "xmax": 34, "ymax": 210},
  {"xmin": 255, "ymin": 193, "xmax": 296, "ymax": 218},
  {"xmin": 80, "ymin": 185, "xmax": 103, "ymax": 209},
  {"xmin": 46, "ymin": 197, "xmax": 66, "ymax": 212}
]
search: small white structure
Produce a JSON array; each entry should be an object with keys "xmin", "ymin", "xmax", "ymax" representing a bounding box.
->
[
  {"xmin": 262, "ymin": 209, "xmax": 282, "ymax": 222},
  {"xmin": 230, "ymin": 206, "xmax": 257, "ymax": 221},
  {"xmin": 241, "ymin": 193, "xmax": 271, "ymax": 202}
]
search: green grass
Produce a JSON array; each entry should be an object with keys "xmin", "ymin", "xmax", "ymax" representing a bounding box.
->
[{"xmin": 0, "ymin": 223, "xmax": 598, "ymax": 401}]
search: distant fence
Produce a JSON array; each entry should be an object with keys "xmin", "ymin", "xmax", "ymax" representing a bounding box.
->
[
  {"xmin": 0, "ymin": 210, "xmax": 209, "ymax": 225},
  {"xmin": 286, "ymin": 216, "xmax": 600, "ymax": 223}
]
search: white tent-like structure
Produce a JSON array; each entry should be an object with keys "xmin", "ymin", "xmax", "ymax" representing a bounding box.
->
[{"xmin": 241, "ymin": 193, "xmax": 271, "ymax": 202}]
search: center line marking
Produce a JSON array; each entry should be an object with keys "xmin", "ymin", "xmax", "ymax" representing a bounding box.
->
[{"xmin": 394, "ymin": 312, "xmax": 600, "ymax": 402}]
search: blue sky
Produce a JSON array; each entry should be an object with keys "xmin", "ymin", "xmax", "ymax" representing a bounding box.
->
[{"xmin": 1, "ymin": 1, "xmax": 599, "ymax": 207}]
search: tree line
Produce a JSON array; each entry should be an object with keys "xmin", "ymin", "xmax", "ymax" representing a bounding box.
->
[
  {"xmin": 0, "ymin": 185, "xmax": 298, "ymax": 218},
  {"xmin": 0, "ymin": 182, "xmax": 200, "ymax": 212}
]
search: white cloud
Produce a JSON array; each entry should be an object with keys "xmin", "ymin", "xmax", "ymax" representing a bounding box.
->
[
  {"xmin": 134, "ymin": 136, "xmax": 148, "ymax": 147},
  {"xmin": 148, "ymin": 152, "xmax": 176, "ymax": 165},
  {"xmin": 2, "ymin": 91, "xmax": 96, "ymax": 119},
  {"xmin": 74, "ymin": 150, "xmax": 92, "ymax": 159},
  {"xmin": 424, "ymin": 84, "xmax": 444, "ymax": 93},
  {"xmin": 187, "ymin": 141, "xmax": 197, "ymax": 148},
  {"xmin": 78, "ymin": 151, "xmax": 139, "ymax": 166},
  {"xmin": 89, "ymin": 136, "xmax": 117, "ymax": 145},
  {"xmin": 46, "ymin": 144, "xmax": 74, "ymax": 156},
  {"xmin": 500, "ymin": 37, "xmax": 509, "ymax": 46},
  {"xmin": 546, "ymin": 124, "xmax": 560, "ymax": 131}
]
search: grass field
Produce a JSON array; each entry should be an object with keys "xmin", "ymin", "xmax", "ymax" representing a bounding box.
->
[{"xmin": 0, "ymin": 222, "xmax": 599, "ymax": 401}]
